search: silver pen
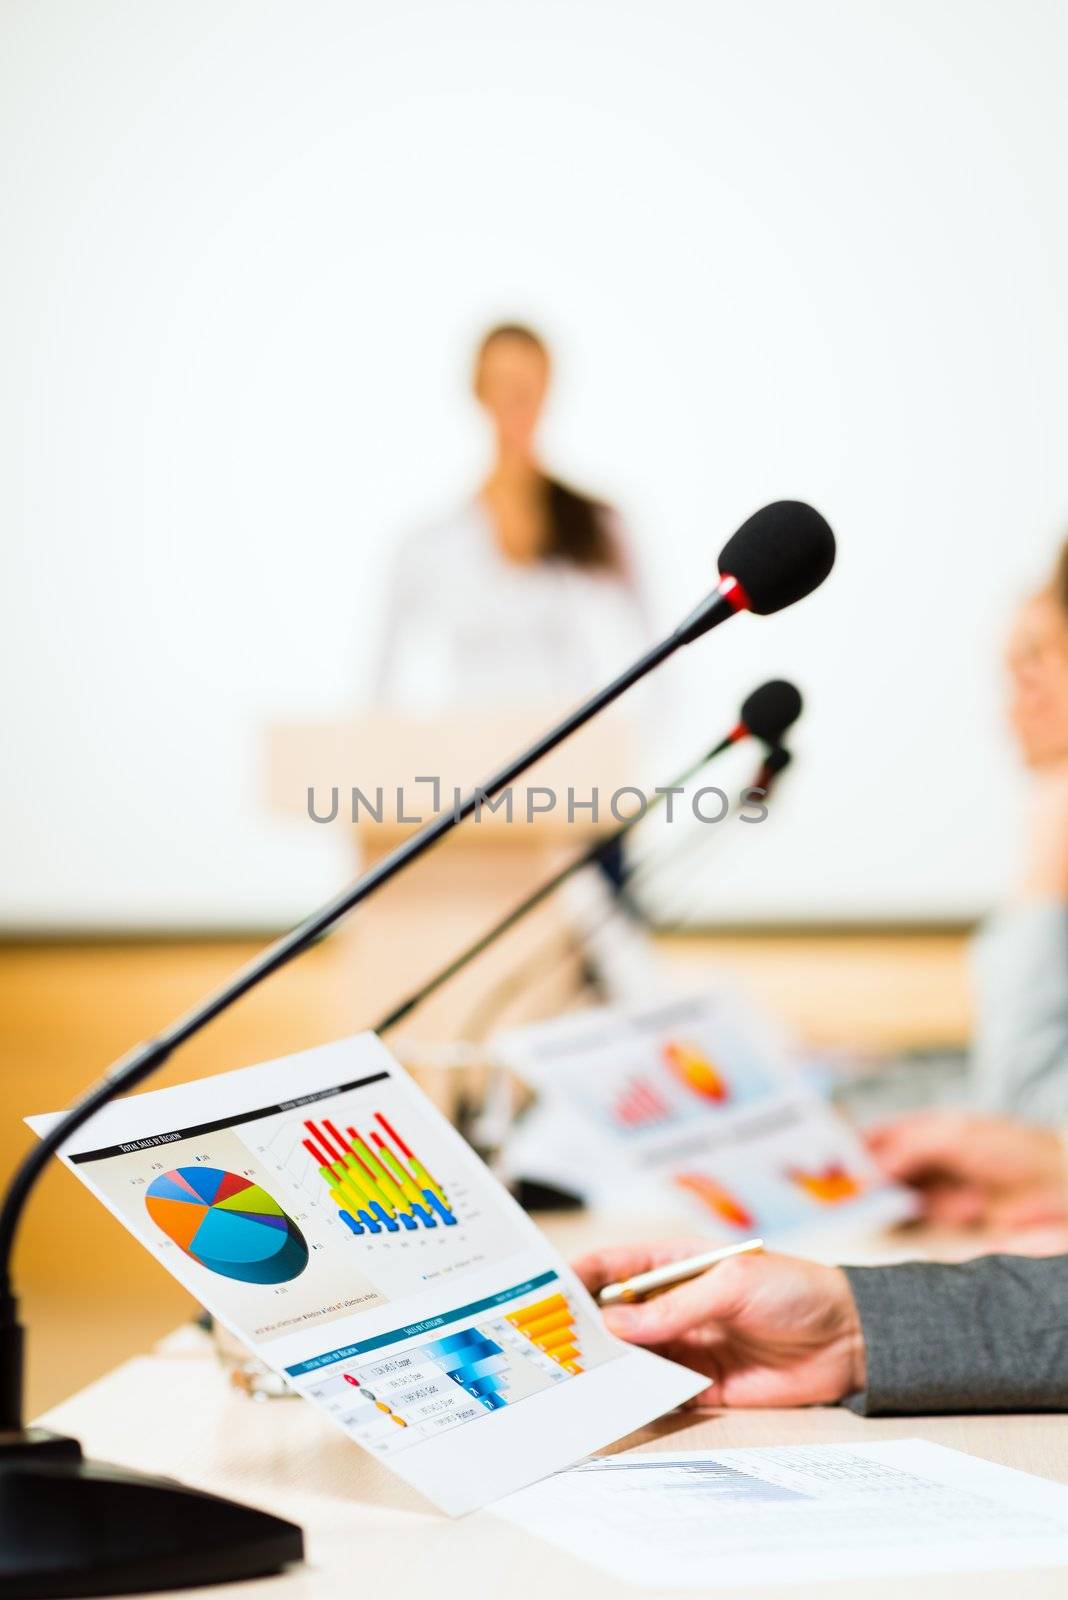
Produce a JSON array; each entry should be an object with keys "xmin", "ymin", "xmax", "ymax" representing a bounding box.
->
[{"xmin": 597, "ymin": 1238, "xmax": 765, "ymax": 1307}]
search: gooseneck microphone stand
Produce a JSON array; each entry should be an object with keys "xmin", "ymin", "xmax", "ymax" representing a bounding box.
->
[
  {"xmin": 374, "ymin": 725, "xmax": 747, "ymax": 1035},
  {"xmin": 386, "ymin": 743, "xmax": 796, "ymax": 1059},
  {"xmin": 0, "ymin": 581, "xmax": 743, "ymax": 1598},
  {"xmin": 374, "ymin": 687, "xmax": 803, "ymax": 1035}
]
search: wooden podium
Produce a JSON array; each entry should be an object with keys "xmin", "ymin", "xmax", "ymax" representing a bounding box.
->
[{"xmin": 266, "ymin": 710, "xmax": 636, "ymax": 1050}]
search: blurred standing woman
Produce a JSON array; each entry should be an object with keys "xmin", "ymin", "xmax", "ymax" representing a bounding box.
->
[{"xmin": 374, "ymin": 324, "xmax": 646, "ymax": 710}]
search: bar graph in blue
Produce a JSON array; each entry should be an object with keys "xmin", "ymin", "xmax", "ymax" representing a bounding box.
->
[{"xmin": 424, "ymin": 1328, "xmax": 510, "ymax": 1410}]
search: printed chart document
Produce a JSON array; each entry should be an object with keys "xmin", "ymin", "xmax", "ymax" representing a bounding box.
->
[
  {"xmin": 27, "ymin": 1034, "xmax": 704, "ymax": 1515},
  {"xmin": 493, "ymin": 1441, "xmax": 1068, "ymax": 1588},
  {"xmin": 496, "ymin": 990, "xmax": 914, "ymax": 1239}
]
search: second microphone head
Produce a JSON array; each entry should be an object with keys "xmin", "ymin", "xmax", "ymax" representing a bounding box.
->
[
  {"xmin": 742, "ymin": 679, "xmax": 803, "ymax": 744},
  {"xmin": 719, "ymin": 501, "xmax": 836, "ymax": 615}
]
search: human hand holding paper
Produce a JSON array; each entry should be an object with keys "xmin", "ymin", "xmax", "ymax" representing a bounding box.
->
[{"xmin": 574, "ymin": 1239, "xmax": 866, "ymax": 1406}]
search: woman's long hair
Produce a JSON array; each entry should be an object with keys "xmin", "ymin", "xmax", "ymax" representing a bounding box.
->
[{"xmin": 476, "ymin": 323, "xmax": 625, "ymax": 578}]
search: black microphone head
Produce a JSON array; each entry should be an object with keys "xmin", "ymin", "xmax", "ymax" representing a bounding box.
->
[
  {"xmin": 718, "ymin": 501, "xmax": 835, "ymax": 615},
  {"xmin": 741, "ymin": 679, "xmax": 803, "ymax": 744}
]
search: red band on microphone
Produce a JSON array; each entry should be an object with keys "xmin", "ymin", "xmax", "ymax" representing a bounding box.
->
[{"xmin": 718, "ymin": 573, "xmax": 754, "ymax": 613}]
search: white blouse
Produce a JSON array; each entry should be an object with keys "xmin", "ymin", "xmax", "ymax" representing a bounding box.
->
[{"xmin": 373, "ymin": 501, "xmax": 647, "ymax": 713}]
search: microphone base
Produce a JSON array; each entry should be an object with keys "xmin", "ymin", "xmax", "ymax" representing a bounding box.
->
[
  {"xmin": 0, "ymin": 1430, "xmax": 303, "ymax": 1597},
  {"xmin": 0, "ymin": 1426, "xmax": 82, "ymax": 1460}
]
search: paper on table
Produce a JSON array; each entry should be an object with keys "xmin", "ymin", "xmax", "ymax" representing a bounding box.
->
[
  {"xmin": 26, "ymin": 1034, "xmax": 705, "ymax": 1516},
  {"xmin": 495, "ymin": 988, "xmax": 915, "ymax": 1239},
  {"xmin": 493, "ymin": 1440, "xmax": 1068, "ymax": 1588}
]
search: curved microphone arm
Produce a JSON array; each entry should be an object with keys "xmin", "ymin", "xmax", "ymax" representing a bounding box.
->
[
  {"xmin": 0, "ymin": 613, "xmax": 731, "ymax": 1430},
  {"xmin": 441, "ymin": 743, "xmax": 796, "ymax": 1046},
  {"xmin": 373, "ymin": 730, "xmax": 740, "ymax": 1035},
  {"xmin": 374, "ymin": 691, "xmax": 803, "ymax": 1036}
]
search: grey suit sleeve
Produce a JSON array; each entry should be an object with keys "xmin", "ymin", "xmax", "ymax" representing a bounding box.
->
[{"xmin": 841, "ymin": 1255, "xmax": 1068, "ymax": 1415}]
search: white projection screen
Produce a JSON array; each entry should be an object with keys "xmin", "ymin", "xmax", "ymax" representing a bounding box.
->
[{"xmin": 3, "ymin": 0, "xmax": 1067, "ymax": 929}]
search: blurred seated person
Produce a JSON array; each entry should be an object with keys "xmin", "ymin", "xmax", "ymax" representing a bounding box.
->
[
  {"xmin": 374, "ymin": 323, "xmax": 646, "ymax": 710},
  {"xmin": 868, "ymin": 540, "xmax": 1068, "ymax": 1234},
  {"xmin": 971, "ymin": 537, "xmax": 1068, "ymax": 1121},
  {"xmin": 575, "ymin": 1238, "xmax": 1068, "ymax": 1414}
]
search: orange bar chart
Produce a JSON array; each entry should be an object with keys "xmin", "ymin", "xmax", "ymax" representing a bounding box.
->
[{"xmin": 506, "ymin": 1293, "xmax": 583, "ymax": 1374}]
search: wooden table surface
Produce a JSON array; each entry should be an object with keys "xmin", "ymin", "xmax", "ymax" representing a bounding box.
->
[{"xmin": 38, "ymin": 1214, "xmax": 1068, "ymax": 1600}]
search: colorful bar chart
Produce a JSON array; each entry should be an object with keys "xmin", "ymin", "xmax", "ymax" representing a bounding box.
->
[
  {"xmin": 301, "ymin": 1110, "xmax": 458, "ymax": 1236},
  {"xmin": 613, "ymin": 1075, "xmax": 672, "ymax": 1130},
  {"xmin": 425, "ymin": 1328, "xmax": 510, "ymax": 1410},
  {"xmin": 506, "ymin": 1292, "xmax": 583, "ymax": 1374}
]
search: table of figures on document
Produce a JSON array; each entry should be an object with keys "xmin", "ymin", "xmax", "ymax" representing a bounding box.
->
[{"xmin": 300, "ymin": 1272, "xmax": 592, "ymax": 1457}]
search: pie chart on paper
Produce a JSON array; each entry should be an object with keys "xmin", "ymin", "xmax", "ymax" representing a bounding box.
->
[{"xmin": 144, "ymin": 1166, "xmax": 309, "ymax": 1284}]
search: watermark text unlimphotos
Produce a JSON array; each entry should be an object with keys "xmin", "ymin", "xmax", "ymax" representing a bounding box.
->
[{"xmin": 306, "ymin": 777, "xmax": 771, "ymax": 827}]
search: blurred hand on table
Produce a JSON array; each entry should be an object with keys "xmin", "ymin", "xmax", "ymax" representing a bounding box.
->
[{"xmin": 866, "ymin": 1109, "xmax": 1068, "ymax": 1229}]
